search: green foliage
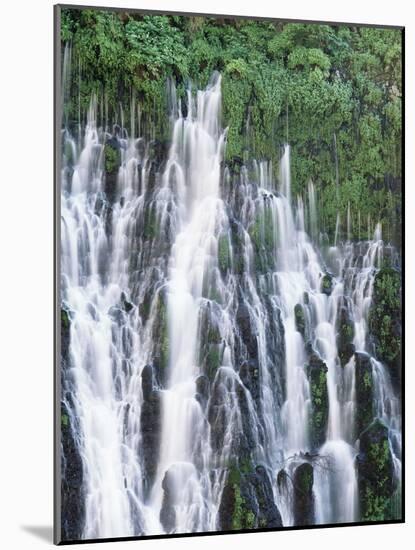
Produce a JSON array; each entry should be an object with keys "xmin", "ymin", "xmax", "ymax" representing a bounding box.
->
[
  {"xmin": 104, "ymin": 144, "xmax": 120, "ymax": 174},
  {"xmin": 218, "ymin": 233, "xmax": 231, "ymax": 275},
  {"xmin": 61, "ymin": 308, "xmax": 70, "ymax": 330},
  {"xmin": 60, "ymin": 8, "xmax": 402, "ymax": 240},
  {"xmin": 369, "ymin": 268, "xmax": 401, "ymax": 365},
  {"xmin": 307, "ymin": 361, "xmax": 329, "ymax": 448}
]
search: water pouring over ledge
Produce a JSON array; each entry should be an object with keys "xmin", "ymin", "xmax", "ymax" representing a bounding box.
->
[{"xmin": 60, "ymin": 70, "xmax": 402, "ymax": 540}]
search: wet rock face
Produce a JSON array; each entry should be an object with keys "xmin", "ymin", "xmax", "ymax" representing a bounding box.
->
[
  {"xmin": 355, "ymin": 352, "xmax": 374, "ymax": 437},
  {"xmin": 239, "ymin": 359, "xmax": 260, "ymax": 405},
  {"xmin": 369, "ymin": 267, "xmax": 402, "ymax": 389},
  {"xmin": 151, "ymin": 290, "xmax": 169, "ymax": 386},
  {"xmin": 61, "ymin": 307, "xmax": 71, "ymax": 369},
  {"xmin": 104, "ymin": 139, "xmax": 121, "ymax": 203},
  {"xmin": 357, "ymin": 419, "xmax": 396, "ymax": 521},
  {"xmin": 140, "ymin": 378, "xmax": 162, "ymax": 495},
  {"xmin": 337, "ymin": 301, "xmax": 355, "ymax": 367},
  {"xmin": 159, "ymin": 469, "xmax": 176, "ymax": 533},
  {"xmin": 306, "ymin": 353, "xmax": 329, "ymax": 449},
  {"xmin": 61, "ymin": 402, "xmax": 85, "ymax": 541},
  {"xmin": 218, "ymin": 463, "xmax": 282, "ymax": 531},
  {"xmin": 293, "ymin": 462, "xmax": 314, "ymax": 525},
  {"xmin": 198, "ymin": 302, "xmax": 223, "ymax": 382},
  {"xmin": 236, "ymin": 302, "xmax": 258, "ymax": 360}
]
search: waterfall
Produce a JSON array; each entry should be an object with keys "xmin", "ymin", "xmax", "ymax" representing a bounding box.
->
[{"xmin": 60, "ymin": 72, "xmax": 402, "ymax": 540}]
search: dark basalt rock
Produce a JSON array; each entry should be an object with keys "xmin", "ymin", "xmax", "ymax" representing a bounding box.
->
[
  {"xmin": 140, "ymin": 390, "xmax": 162, "ymax": 495},
  {"xmin": 357, "ymin": 419, "xmax": 397, "ymax": 521},
  {"xmin": 354, "ymin": 352, "xmax": 374, "ymax": 436},
  {"xmin": 141, "ymin": 364, "xmax": 154, "ymax": 402},
  {"xmin": 159, "ymin": 469, "xmax": 176, "ymax": 533},
  {"xmin": 61, "ymin": 307, "xmax": 71, "ymax": 369},
  {"xmin": 293, "ymin": 462, "xmax": 314, "ymax": 526},
  {"xmin": 61, "ymin": 402, "xmax": 85, "ymax": 541},
  {"xmin": 121, "ymin": 291, "xmax": 134, "ymax": 313},
  {"xmin": 195, "ymin": 375, "xmax": 210, "ymax": 409},
  {"xmin": 236, "ymin": 302, "xmax": 258, "ymax": 360}
]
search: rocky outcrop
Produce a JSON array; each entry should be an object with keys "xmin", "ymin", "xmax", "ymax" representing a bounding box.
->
[
  {"xmin": 306, "ymin": 352, "xmax": 329, "ymax": 449},
  {"xmin": 369, "ymin": 267, "xmax": 402, "ymax": 389},
  {"xmin": 61, "ymin": 402, "xmax": 85, "ymax": 541},
  {"xmin": 293, "ymin": 462, "xmax": 314, "ymax": 526},
  {"xmin": 140, "ymin": 366, "xmax": 162, "ymax": 495},
  {"xmin": 218, "ymin": 463, "xmax": 282, "ymax": 531},
  {"xmin": 357, "ymin": 419, "xmax": 397, "ymax": 521},
  {"xmin": 355, "ymin": 352, "xmax": 374, "ymax": 436},
  {"xmin": 336, "ymin": 299, "xmax": 355, "ymax": 367},
  {"xmin": 294, "ymin": 303, "xmax": 306, "ymax": 337}
]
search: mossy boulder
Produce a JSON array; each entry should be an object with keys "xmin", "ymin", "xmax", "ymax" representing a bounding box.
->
[
  {"xmin": 294, "ymin": 303, "xmax": 306, "ymax": 337},
  {"xmin": 357, "ymin": 419, "xmax": 397, "ymax": 521},
  {"xmin": 103, "ymin": 140, "xmax": 121, "ymax": 202},
  {"xmin": 218, "ymin": 463, "xmax": 282, "ymax": 531},
  {"xmin": 336, "ymin": 302, "xmax": 355, "ymax": 367},
  {"xmin": 369, "ymin": 268, "xmax": 401, "ymax": 387},
  {"xmin": 355, "ymin": 352, "xmax": 374, "ymax": 436},
  {"xmin": 293, "ymin": 462, "xmax": 314, "ymax": 525},
  {"xmin": 320, "ymin": 272, "xmax": 333, "ymax": 296},
  {"xmin": 306, "ymin": 353, "xmax": 329, "ymax": 449}
]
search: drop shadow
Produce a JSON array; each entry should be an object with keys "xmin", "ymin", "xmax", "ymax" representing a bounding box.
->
[{"xmin": 21, "ymin": 525, "xmax": 53, "ymax": 544}]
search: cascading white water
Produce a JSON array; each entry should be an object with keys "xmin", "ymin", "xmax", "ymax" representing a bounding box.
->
[
  {"xmin": 150, "ymin": 74, "xmax": 228, "ymax": 533},
  {"xmin": 60, "ymin": 70, "xmax": 401, "ymax": 540}
]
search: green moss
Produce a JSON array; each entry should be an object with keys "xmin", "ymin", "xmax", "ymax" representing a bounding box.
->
[
  {"xmin": 143, "ymin": 205, "xmax": 160, "ymax": 241},
  {"xmin": 61, "ymin": 413, "xmax": 69, "ymax": 427},
  {"xmin": 205, "ymin": 345, "xmax": 221, "ymax": 380},
  {"xmin": 369, "ymin": 268, "xmax": 401, "ymax": 371},
  {"xmin": 358, "ymin": 419, "xmax": 397, "ymax": 522},
  {"xmin": 307, "ymin": 360, "xmax": 329, "ymax": 448},
  {"xmin": 231, "ymin": 484, "xmax": 256, "ymax": 530},
  {"xmin": 104, "ymin": 144, "xmax": 121, "ymax": 174},
  {"xmin": 218, "ymin": 234, "xmax": 231, "ymax": 275},
  {"xmin": 61, "ymin": 309, "xmax": 70, "ymax": 330},
  {"xmin": 294, "ymin": 303, "xmax": 306, "ymax": 335},
  {"xmin": 248, "ymin": 205, "xmax": 276, "ymax": 273}
]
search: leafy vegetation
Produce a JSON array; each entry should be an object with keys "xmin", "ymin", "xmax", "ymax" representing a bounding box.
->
[{"xmin": 60, "ymin": 8, "xmax": 402, "ymax": 241}]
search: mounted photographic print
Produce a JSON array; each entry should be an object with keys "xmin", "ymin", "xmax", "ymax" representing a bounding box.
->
[{"xmin": 54, "ymin": 4, "xmax": 404, "ymax": 544}]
